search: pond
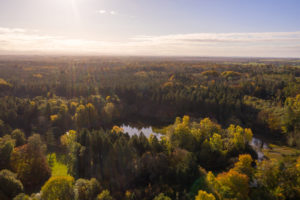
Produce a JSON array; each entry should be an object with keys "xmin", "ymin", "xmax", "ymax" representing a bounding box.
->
[
  {"xmin": 120, "ymin": 124, "xmax": 163, "ymax": 139},
  {"xmin": 121, "ymin": 124, "xmax": 268, "ymax": 161}
]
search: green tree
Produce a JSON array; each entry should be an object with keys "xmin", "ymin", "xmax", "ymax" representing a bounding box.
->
[
  {"xmin": 0, "ymin": 120, "xmax": 12, "ymax": 137},
  {"xmin": 41, "ymin": 176, "xmax": 75, "ymax": 200},
  {"xmin": 74, "ymin": 178, "xmax": 101, "ymax": 200},
  {"xmin": 103, "ymin": 102, "xmax": 116, "ymax": 123},
  {"xmin": 97, "ymin": 190, "xmax": 114, "ymax": 200},
  {"xmin": 153, "ymin": 193, "xmax": 172, "ymax": 200},
  {"xmin": 11, "ymin": 129, "xmax": 26, "ymax": 147},
  {"xmin": 75, "ymin": 104, "xmax": 98, "ymax": 129},
  {"xmin": 10, "ymin": 134, "xmax": 50, "ymax": 191},
  {"xmin": 13, "ymin": 193, "xmax": 30, "ymax": 200},
  {"xmin": 0, "ymin": 135, "xmax": 15, "ymax": 169},
  {"xmin": 45, "ymin": 130, "xmax": 56, "ymax": 152},
  {"xmin": 60, "ymin": 130, "xmax": 81, "ymax": 177},
  {"xmin": 0, "ymin": 170, "xmax": 23, "ymax": 199},
  {"xmin": 47, "ymin": 153, "xmax": 56, "ymax": 168},
  {"xmin": 170, "ymin": 116, "xmax": 195, "ymax": 151},
  {"xmin": 255, "ymin": 159, "xmax": 284, "ymax": 199}
]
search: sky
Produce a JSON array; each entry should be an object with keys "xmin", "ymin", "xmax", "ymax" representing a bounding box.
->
[{"xmin": 0, "ymin": 0, "xmax": 300, "ymax": 57}]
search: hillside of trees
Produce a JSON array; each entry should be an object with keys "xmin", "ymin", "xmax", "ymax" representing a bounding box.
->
[{"xmin": 0, "ymin": 56, "xmax": 299, "ymax": 200}]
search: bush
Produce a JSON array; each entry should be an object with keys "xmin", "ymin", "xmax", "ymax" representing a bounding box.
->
[
  {"xmin": 153, "ymin": 193, "xmax": 172, "ymax": 200},
  {"xmin": 97, "ymin": 190, "xmax": 114, "ymax": 200}
]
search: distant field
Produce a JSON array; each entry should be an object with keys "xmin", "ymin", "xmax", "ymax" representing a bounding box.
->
[{"xmin": 260, "ymin": 59, "xmax": 300, "ymax": 63}]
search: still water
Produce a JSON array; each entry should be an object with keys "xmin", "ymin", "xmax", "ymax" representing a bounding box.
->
[
  {"xmin": 120, "ymin": 124, "xmax": 162, "ymax": 139},
  {"xmin": 250, "ymin": 137, "xmax": 269, "ymax": 161},
  {"xmin": 120, "ymin": 124, "xmax": 268, "ymax": 161}
]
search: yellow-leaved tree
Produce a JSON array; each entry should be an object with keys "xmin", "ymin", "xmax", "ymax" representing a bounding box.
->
[
  {"xmin": 227, "ymin": 125, "xmax": 252, "ymax": 149},
  {"xmin": 232, "ymin": 154, "xmax": 254, "ymax": 179},
  {"xmin": 195, "ymin": 190, "xmax": 216, "ymax": 200},
  {"xmin": 206, "ymin": 170, "xmax": 249, "ymax": 200}
]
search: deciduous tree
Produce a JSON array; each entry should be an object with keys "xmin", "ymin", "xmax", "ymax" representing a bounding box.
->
[{"xmin": 41, "ymin": 176, "xmax": 75, "ymax": 200}]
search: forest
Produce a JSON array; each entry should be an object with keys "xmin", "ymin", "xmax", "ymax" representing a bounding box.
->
[{"xmin": 0, "ymin": 55, "xmax": 300, "ymax": 200}]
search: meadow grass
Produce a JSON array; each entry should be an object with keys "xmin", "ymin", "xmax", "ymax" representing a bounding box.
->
[
  {"xmin": 47, "ymin": 153, "xmax": 69, "ymax": 177},
  {"xmin": 263, "ymin": 144, "xmax": 300, "ymax": 161}
]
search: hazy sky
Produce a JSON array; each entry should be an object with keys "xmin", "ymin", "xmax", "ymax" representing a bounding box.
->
[{"xmin": 0, "ymin": 0, "xmax": 300, "ymax": 57}]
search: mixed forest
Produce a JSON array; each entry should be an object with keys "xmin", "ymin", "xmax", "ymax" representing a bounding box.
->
[{"xmin": 0, "ymin": 55, "xmax": 300, "ymax": 200}]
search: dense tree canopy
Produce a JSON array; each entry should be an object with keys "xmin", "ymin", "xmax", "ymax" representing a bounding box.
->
[{"xmin": 0, "ymin": 56, "xmax": 299, "ymax": 199}]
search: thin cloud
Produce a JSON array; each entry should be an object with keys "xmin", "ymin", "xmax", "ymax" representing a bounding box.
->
[
  {"xmin": 133, "ymin": 32, "xmax": 300, "ymax": 44},
  {"xmin": 110, "ymin": 11, "xmax": 116, "ymax": 15},
  {"xmin": 96, "ymin": 10, "xmax": 135, "ymax": 18},
  {"xmin": 0, "ymin": 27, "xmax": 299, "ymax": 57},
  {"xmin": 0, "ymin": 27, "xmax": 26, "ymax": 33},
  {"xmin": 96, "ymin": 10, "xmax": 117, "ymax": 15},
  {"xmin": 97, "ymin": 10, "xmax": 106, "ymax": 14}
]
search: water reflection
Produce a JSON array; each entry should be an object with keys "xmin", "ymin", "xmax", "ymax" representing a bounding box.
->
[
  {"xmin": 121, "ymin": 124, "xmax": 163, "ymax": 139},
  {"xmin": 250, "ymin": 137, "xmax": 268, "ymax": 161},
  {"xmin": 121, "ymin": 125, "xmax": 268, "ymax": 161}
]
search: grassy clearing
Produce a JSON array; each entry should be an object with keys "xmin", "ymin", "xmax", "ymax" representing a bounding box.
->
[
  {"xmin": 262, "ymin": 144, "xmax": 300, "ymax": 161},
  {"xmin": 47, "ymin": 153, "xmax": 69, "ymax": 177},
  {"xmin": 51, "ymin": 161, "xmax": 68, "ymax": 177}
]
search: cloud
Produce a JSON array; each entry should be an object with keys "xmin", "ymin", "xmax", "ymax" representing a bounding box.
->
[
  {"xmin": 97, "ymin": 10, "xmax": 106, "ymax": 14},
  {"xmin": 96, "ymin": 9, "xmax": 117, "ymax": 15},
  {"xmin": 0, "ymin": 27, "xmax": 299, "ymax": 57},
  {"xmin": 0, "ymin": 27, "xmax": 26, "ymax": 33},
  {"xmin": 110, "ymin": 11, "xmax": 116, "ymax": 15},
  {"xmin": 133, "ymin": 31, "xmax": 300, "ymax": 44}
]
